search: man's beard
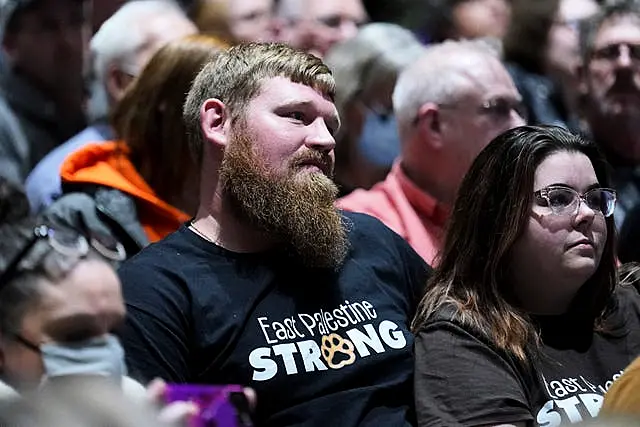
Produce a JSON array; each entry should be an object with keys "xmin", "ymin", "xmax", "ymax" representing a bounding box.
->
[{"xmin": 219, "ymin": 129, "xmax": 350, "ymax": 269}]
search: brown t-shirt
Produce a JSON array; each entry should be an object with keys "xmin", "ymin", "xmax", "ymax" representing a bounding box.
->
[{"xmin": 414, "ymin": 285, "xmax": 640, "ymax": 427}]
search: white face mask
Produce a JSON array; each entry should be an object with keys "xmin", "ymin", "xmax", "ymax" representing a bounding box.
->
[{"xmin": 40, "ymin": 334, "xmax": 127, "ymax": 383}]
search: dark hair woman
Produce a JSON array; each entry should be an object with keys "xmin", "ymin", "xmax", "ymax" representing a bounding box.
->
[{"xmin": 412, "ymin": 125, "xmax": 640, "ymax": 426}]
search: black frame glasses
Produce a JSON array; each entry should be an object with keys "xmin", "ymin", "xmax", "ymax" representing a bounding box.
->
[
  {"xmin": 0, "ymin": 224, "xmax": 126, "ymax": 290},
  {"xmin": 534, "ymin": 186, "xmax": 617, "ymax": 217}
]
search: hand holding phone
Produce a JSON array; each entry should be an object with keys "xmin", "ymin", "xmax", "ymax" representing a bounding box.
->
[{"xmin": 164, "ymin": 384, "xmax": 254, "ymax": 427}]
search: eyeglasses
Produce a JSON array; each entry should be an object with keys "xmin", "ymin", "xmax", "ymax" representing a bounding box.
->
[
  {"xmin": 436, "ymin": 97, "xmax": 528, "ymax": 123},
  {"xmin": 591, "ymin": 43, "xmax": 640, "ymax": 64},
  {"xmin": 534, "ymin": 186, "xmax": 617, "ymax": 217},
  {"xmin": 0, "ymin": 225, "xmax": 126, "ymax": 290},
  {"xmin": 317, "ymin": 14, "xmax": 366, "ymax": 29}
]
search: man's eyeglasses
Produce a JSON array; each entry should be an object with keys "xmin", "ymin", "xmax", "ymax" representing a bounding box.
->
[
  {"xmin": 0, "ymin": 225, "xmax": 126, "ymax": 289},
  {"xmin": 534, "ymin": 186, "xmax": 617, "ymax": 217},
  {"xmin": 591, "ymin": 43, "xmax": 640, "ymax": 64},
  {"xmin": 432, "ymin": 97, "xmax": 528, "ymax": 123}
]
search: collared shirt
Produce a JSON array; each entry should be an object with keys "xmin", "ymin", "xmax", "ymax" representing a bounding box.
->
[{"xmin": 336, "ymin": 161, "xmax": 448, "ymax": 265}]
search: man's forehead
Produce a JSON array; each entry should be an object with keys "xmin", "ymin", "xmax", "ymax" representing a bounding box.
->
[
  {"xmin": 594, "ymin": 15, "xmax": 640, "ymax": 47},
  {"xmin": 451, "ymin": 56, "xmax": 517, "ymax": 99},
  {"xmin": 256, "ymin": 76, "xmax": 335, "ymax": 104}
]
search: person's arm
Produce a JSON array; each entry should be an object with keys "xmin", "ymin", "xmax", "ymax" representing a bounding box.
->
[
  {"xmin": 118, "ymin": 261, "xmax": 192, "ymax": 384},
  {"xmin": 414, "ymin": 320, "xmax": 533, "ymax": 427}
]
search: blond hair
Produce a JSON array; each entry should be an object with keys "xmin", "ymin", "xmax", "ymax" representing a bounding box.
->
[{"xmin": 183, "ymin": 42, "xmax": 336, "ymax": 163}]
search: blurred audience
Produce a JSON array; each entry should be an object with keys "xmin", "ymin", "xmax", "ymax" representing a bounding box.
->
[
  {"xmin": 579, "ymin": 0, "xmax": 640, "ymax": 227},
  {"xmin": 413, "ymin": 125, "xmax": 632, "ymax": 426},
  {"xmin": 190, "ymin": 0, "xmax": 234, "ymax": 42},
  {"xmin": 0, "ymin": 0, "xmax": 90, "ymax": 183},
  {"xmin": 25, "ymin": 0, "xmax": 197, "ymax": 213},
  {"xmin": 323, "ymin": 22, "xmax": 426, "ymax": 195},
  {"xmin": 44, "ymin": 35, "xmax": 225, "ymax": 257},
  {"xmin": 505, "ymin": 0, "xmax": 599, "ymax": 130},
  {"xmin": 403, "ymin": 0, "xmax": 511, "ymax": 43},
  {"xmin": 337, "ymin": 39, "xmax": 525, "ymax": 264},
  {"xmin": 275, "ymin": 0, "xmax": 368, "ymax": 57}
]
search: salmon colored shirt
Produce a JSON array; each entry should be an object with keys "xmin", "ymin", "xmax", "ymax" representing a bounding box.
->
[{"xmin": 336, "ymin": 162, "xmax": 448, "ymax": 265}]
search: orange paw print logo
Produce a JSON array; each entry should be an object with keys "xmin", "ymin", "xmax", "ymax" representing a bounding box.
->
[{"xmin": 321, "ymin": 333, "xmax": 356, "ymax": 369}]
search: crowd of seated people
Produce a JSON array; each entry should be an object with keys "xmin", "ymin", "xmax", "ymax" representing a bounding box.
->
[{"xmin": 2, "ymin": 0, "xmax": 640, "ymax": 426}]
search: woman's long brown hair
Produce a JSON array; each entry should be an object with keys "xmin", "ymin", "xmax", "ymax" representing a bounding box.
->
[
  {"xmin": 111, "ymin": 35, "xmax": 228, "ymax": 212},
  {"xmin": 412, "ymin": 125, "xmax": 617, "ymax": 362}
]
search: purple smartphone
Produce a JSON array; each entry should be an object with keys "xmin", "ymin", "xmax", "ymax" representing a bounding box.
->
[{"xmin": 164, "ymin": 384, "xmax": 253, "ymax": 427}]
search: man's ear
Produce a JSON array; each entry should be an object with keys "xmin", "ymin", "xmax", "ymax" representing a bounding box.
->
[
  {"xmin": 200, "ymin": 98, "xmax": 231, "ymax": 148},
  {"xmin": 105, "ymin": 65, "xmax": 135, "ymax": 102},
  {"xmin": 416, "ymin": 102, "xmax": 444, "ymax": 150}
]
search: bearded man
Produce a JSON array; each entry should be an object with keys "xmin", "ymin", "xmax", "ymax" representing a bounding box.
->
[{"xmin": 116, "ymin": 43, "xmax": 430, "ymax": 427}]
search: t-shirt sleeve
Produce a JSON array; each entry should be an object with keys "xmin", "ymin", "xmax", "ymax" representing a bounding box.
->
[
  {"xmin": 118, "ymin": 261, "xmax": 192, "ymax": 384},
  {"xmin": 414, "ymin": 321, "xmax": 533, "ymax": 427}
]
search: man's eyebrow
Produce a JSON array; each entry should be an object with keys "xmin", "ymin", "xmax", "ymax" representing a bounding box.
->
[
  {"xmin": 277, "ymin": 100, "xmax": 315, "ymax": 109},
  {"xmin": 277, "ymin": 100, "xmax": 340, "ymax": 131}
]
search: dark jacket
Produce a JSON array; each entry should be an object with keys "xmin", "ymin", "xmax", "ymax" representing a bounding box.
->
[
  {"xmin": 0, "ymin": 68, "xmax": 84, "ymax": 182},
  {"xmin": 506, "ymin": 62, "xmax": 580, "ymax": 132}
]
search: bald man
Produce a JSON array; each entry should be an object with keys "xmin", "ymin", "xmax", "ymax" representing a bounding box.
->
[{"xmin": 337, "ymin": 39, "xmax": 526, "ymax": 264}]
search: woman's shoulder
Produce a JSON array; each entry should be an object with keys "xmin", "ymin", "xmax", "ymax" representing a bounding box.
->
[{"xmin": 415, "ymin": 304, "xmax": 497, "ymax": 348}]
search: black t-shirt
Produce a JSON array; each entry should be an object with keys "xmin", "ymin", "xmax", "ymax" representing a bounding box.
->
[
  {"xmin": 118, "ymin": 212, "xmax": 430, "ymax": 427},
  {"xmin": 414, "ymin": 285, "xmax": 640, "ymax": 427}
]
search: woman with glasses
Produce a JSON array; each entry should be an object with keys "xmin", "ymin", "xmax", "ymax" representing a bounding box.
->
[{"xmin": 412, "ymin": 125, "xmax": 640, "ymax": 426}]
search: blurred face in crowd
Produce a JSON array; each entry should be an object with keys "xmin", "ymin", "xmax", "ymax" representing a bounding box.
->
[
  {"xmin": 2, "ymin": 0, "xmax": 90, "ymax": 95},
  {"xmin": 434, "ymin": 56, "xmax": 525, "ymax": 202},
  {"xmin": 452, "ymin": 0, "xmax": 511, "ymax": 40},
  {"xmin": 95, "ymin": 9, "xmax": 197, "ymax": 118},
  {"xmin": 227, "ymin": 0, "xmax": 275, "ymax": 42},
  {"xmin": 583, "ymin": 15, "xmax": 640, "ymax": 157},
  {"xmin": 218, "ymin": 76, "xmax": 348, "ymax": 268},
  {"xmin": 1, "ymin": 259, "xmax": 125, "ymax": 391},
  {"xmin": 280, "ymin": 0, "xmax": 367, "ymax": 58},
  {"xmin": 509, "ymin": 150, "xmax": 608, "ymax": 314},
  {"xmin": 546, "ymin": 0, "xmax": 599, "ymax": 79}
]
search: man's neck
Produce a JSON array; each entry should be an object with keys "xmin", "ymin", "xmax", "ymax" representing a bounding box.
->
[
  {"xmin": 192, "ymin": 190, "xmax": 278, "ymax": 253},
  {"xmin": 399, "ymin": 158, "xmax": 452, "ymax": 206}
]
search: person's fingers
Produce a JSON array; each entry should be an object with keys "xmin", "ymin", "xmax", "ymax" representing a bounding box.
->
[
  {"xmin": 146, "ymin": 378, "xmax": 167, "ymax": 403},
  {"xmin": 243, "ymin": 387, "xmax": 257, "ymax": 410},
  {"xmin": 158, "ymin": 401, "xmax": 199, "ymax": 425}
]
